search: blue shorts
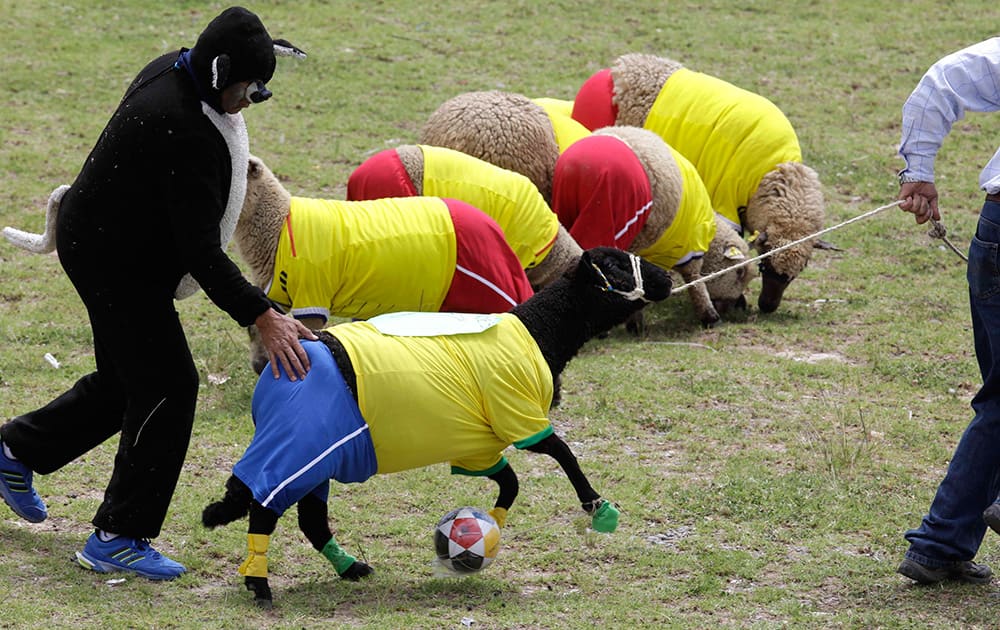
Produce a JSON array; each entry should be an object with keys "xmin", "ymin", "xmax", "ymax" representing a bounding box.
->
[{"xmin": 233, "ymin": 340, "xmax": 377, "ymax": 515}]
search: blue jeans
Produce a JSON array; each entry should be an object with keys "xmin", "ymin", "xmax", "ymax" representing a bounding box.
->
[{"xmin": 904, "ymin": 200, "xmax": 1000, "ymax": 567}]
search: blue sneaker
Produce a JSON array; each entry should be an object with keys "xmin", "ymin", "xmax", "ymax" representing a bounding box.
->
[
  {"xmin": 75, "ymin": 533, "xmax": 187, "ymax": 580},
  {"xmin": 0, "ymin": 441, "xmax": 47, "ymax": 523}
]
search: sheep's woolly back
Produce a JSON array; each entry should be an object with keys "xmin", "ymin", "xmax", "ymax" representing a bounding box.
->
[
  {"xmin": 593, "ymin": 126, "xmax": 683, "ymax": 254},
  {"xmin": 525, "ymin": 224, "xmax": 582, "ymax": 289},
  {"xmin": 233, "ymin": 155, "xmax": 292, "ymax": 288},
  {"xmin": 611, "ymin": 53, "xmax": 683, "ymax": 127},
  {"xmin": 395, "ymin": 144, "xmax": 425, "ymax": 194},
  {"xmin": 2, "ymin": 185, "xmax": 69, "ymax": 254},
  {"xmin": 744, "ymin": 161, "xmax": 825, "ymax": 279},
  {"xmin": 420, "ymin": 90, "xmax": 560, "ymax": 202}
]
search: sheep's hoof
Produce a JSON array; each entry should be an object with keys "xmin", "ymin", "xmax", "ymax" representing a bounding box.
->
[
  {"xmin": 698, "ymin": 308, "xmax": 721, "ymax": 328},
  {"xmin": 700, "ymin": 315, "xmax": 720, "ymax": 329},
  {"xmin": 245, "ymin": 576, "xmax": 273, "ymax": 609},
  {"xmin": 340, "ymin": 561, "xmax": 375, "ymax": 581}
]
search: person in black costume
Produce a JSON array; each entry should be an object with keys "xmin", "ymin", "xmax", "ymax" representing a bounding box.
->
[{"xmin": 0, "ymin": 6, "xmax": 312, "ymax": 580}]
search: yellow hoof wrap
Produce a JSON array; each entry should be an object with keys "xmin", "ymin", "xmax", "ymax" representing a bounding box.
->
[
  {"xmin": 238, "ymin": 533, "xmax": 270, "ymax": 578},
  {"xmin": 488, "ymin": 507, "xmax": 508, "ymax": 528}
]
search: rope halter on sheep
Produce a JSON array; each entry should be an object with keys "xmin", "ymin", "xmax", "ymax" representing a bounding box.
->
[
  {"xmin": 670, "ymin": 199, "xmax": 964, "ymax": 295},
  {"xmin": 591, "ymin": 252, "xmax": 652, "ymax": 303}
]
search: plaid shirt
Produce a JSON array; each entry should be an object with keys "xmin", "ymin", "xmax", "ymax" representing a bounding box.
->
[{"xmin": 899, "ymin": 37, "xmax": 1000, "ymax": 194}]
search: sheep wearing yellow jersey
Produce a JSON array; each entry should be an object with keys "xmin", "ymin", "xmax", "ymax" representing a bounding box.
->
[
  {"xmin": 552, "ymin": 125, "xmax": 754, "ymax": 328},
  {"xmin": 346, "ymin": 143, "xmax": 583, "ymax": 289},
  {"xmin": 202, "ymin": 247, "xmax": 673, "ymax": 607},
  {"xmin": 419, "ymin": 91, "xmax": 753, "ymax": 326},
  {"xmin": 572, "ymin": 53, "xmax": 825, "ymax": 313},
  {"xmin": 233, "ymin": 155, "xmax": 534, "ymax": 373},
  {"xmin": 419, "ymin": 90, "xmax": 590, "ymax": 204}
]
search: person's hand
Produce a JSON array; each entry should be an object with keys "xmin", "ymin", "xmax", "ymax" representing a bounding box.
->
[
  {"xmin": 254, "ymin": 308, "xmax": 318, "ymax": 381},
  {"xmin": 898, "ymin": 181, "xmax": 940, "ymax": 224}
]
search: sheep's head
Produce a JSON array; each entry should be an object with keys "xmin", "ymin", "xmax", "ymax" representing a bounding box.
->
[
  {"xmin": 701, "ymin": 219, "xmax": 756, "ymax": 315},
  {"xmin": 574, "ymin": 247, "xmax": 672, "ymax": 313},
  {"xmin": 743, "ymin": 162, "xmax": 825, "ymax": 313}
]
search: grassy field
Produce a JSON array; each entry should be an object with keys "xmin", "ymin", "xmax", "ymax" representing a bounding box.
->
[{"xmin": 3, "ymin": 1, "xmax": 1000, "ymax": 628}]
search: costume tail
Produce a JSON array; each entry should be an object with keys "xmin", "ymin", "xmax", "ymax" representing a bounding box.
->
[
  {"xmin": 202, "ymin": 474, "xmax": 253, "ymax": 527},
  {"xmin": 2, "ymin": 185, "xmax": 69, "ymax": 254}
]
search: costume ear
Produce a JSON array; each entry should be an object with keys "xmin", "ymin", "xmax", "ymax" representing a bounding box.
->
[
  {"xmin": 210, "ymin": 54, "xmax": 232, "ymax": 90},
  {"xmin": 273, "ymin": 39, "xmax": 307, "ymax": 59}
]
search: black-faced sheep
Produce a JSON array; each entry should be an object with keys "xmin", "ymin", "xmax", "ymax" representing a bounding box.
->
[
  {"xmin": 201, "ymin": 247, "xmax": 673, "ymax": 607},
  {"xmin": 572, "ymin": 53, "xmax": 826, "ymax": 313},
  {"xmin": 551, "ymin": 125, "xmax": 754, "ymax": 326},
  {"xmin": 419, "ymin": 90, "xmax": 590, "ymax": 204},
  {"xmin": 234, "ymin": 155, "xmax": 533, "ymax": 372},
  {"xmin": 346, "ymin": 143, "xmax": 582, "ymax": 289}
]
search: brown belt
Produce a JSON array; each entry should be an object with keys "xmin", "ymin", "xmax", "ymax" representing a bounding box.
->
[{"xmin": 988, "ymin": 192, "xmax": 1000, "ymax": 204}]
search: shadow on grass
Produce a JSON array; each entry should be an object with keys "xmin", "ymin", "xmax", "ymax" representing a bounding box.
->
[{"xmin": 203, "ymin": 565, "xmax": 522, "ymax": 622}]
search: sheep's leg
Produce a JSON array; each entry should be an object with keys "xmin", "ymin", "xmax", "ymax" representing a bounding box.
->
[
  {"xmin": 241, "ymin": 502, "xmax": 279, "ymax": 608},
  {"xmin": 676, "ymin": 259, "xmax": 720, "ymax": 327},
  {"xmin": 524, "ymin": 433, "xmax": 619, "ymax": 532},
  {"xmin": 485, "ymin": 462, "xmax": 520, "ymax": 527},
  {"xmin": 624, "ymin": 310, "xmax": 646, "ymax": 336},
  {"xmin": 247, "ymin": 325, "xmax": 269, "ymax": 375},
  {"xmin": 296, "ymin": 492, "xmax": 374, "ymax": 580}
]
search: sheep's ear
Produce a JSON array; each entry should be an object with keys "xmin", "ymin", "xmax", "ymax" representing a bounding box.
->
[
  {"xmin": 814, "ymin": 238, "xmax": 842, "ymax": 251},
  {"xmin": 210, "ymin": 54, "xmax": 231, "ymax": 90},
  {"xmin": 576, "ymin": 250, "xmax": 598, "ymax": 281},
  {"xmin": 247, "ymin": 156, "xmax": 263, "ymax": 180}
]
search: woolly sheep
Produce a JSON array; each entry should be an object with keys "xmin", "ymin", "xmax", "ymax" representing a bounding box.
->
[
  {"xmin": 552, "ymin": 125, "xmax": 754, "ymax": 327},
  {"xmin": 346, "ymin": 143, "xmax": 582, "ymax": 289},
  {"xmin": 201, "ymin": 247, "xmax": 673, "ymax": 608},
  {"xmin": 235, "ymin": 155, "xmax": 533, "ymax": 372},
  {"xmin": 419, "ymin": 90, "xmax": 590, "ymax": 204},
  {"xmin": 572, "ymin": 53, "xmax": 826, "ymax": 313}
]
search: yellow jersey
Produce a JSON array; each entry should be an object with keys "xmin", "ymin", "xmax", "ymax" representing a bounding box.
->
[
  {"xmin": 643, "ymin": 68, "xmax": 802, "ymax": 226},
  {"xmin": 419, "ymin": 145, "xmax": 559, "ymax": 269},
  {"xmin": 330, "ymin": 313, "xmax": 554, "ymax": 476},
  {"xmin": 266, "ymin": 196, "xmax": 456, "ymax": 321}
]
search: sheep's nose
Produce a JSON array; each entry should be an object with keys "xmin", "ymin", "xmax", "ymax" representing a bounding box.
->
[{"xmin": 758, "ymin": 274, "xmax": 791, "ymax": 313}]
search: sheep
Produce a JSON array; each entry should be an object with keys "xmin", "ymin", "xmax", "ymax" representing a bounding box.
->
[
  {"xmin": 235, "ymin": 154, "xmax": 533, "ymax": 372},
  {"xmin": 419, "ymin": 90, "xmax": 590, "ymax": 204},
  {"xmin": 345, "ymin": 143, "xmax": 582, "ymax": 289},
  {"xmin": 201, "ymin": 246, "xmax": 674, "ymax": 607},
  {"xmin": 572, "ymin": 53, "xmax": 826, "ymax": 313},
  {"xmin": 551, "ymin": 125, "xmax": 754, "ymax": 327},
  {"xmin": 419, "ymin": 92, "xmax": 751, "ymax": 326}
]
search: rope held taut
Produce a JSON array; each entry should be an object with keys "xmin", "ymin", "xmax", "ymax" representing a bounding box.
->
[{"xmin": 671, "ymin": 200, "xmax": 906, "ymax": 295}]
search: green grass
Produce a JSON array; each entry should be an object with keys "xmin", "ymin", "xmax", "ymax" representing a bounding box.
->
[{"xmin": 4, "ymin": 1, "xmax": 1000, "ymax": 628}]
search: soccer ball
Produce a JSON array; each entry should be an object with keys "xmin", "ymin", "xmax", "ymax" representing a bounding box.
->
[{"xmin": 433, "ymin": 506, "xmax": 500, "ymax": 574}]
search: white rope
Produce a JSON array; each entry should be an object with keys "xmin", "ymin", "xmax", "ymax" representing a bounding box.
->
[{"xmin": 671, "ymin": 199, "xmax": 904, "ymax": 295}]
